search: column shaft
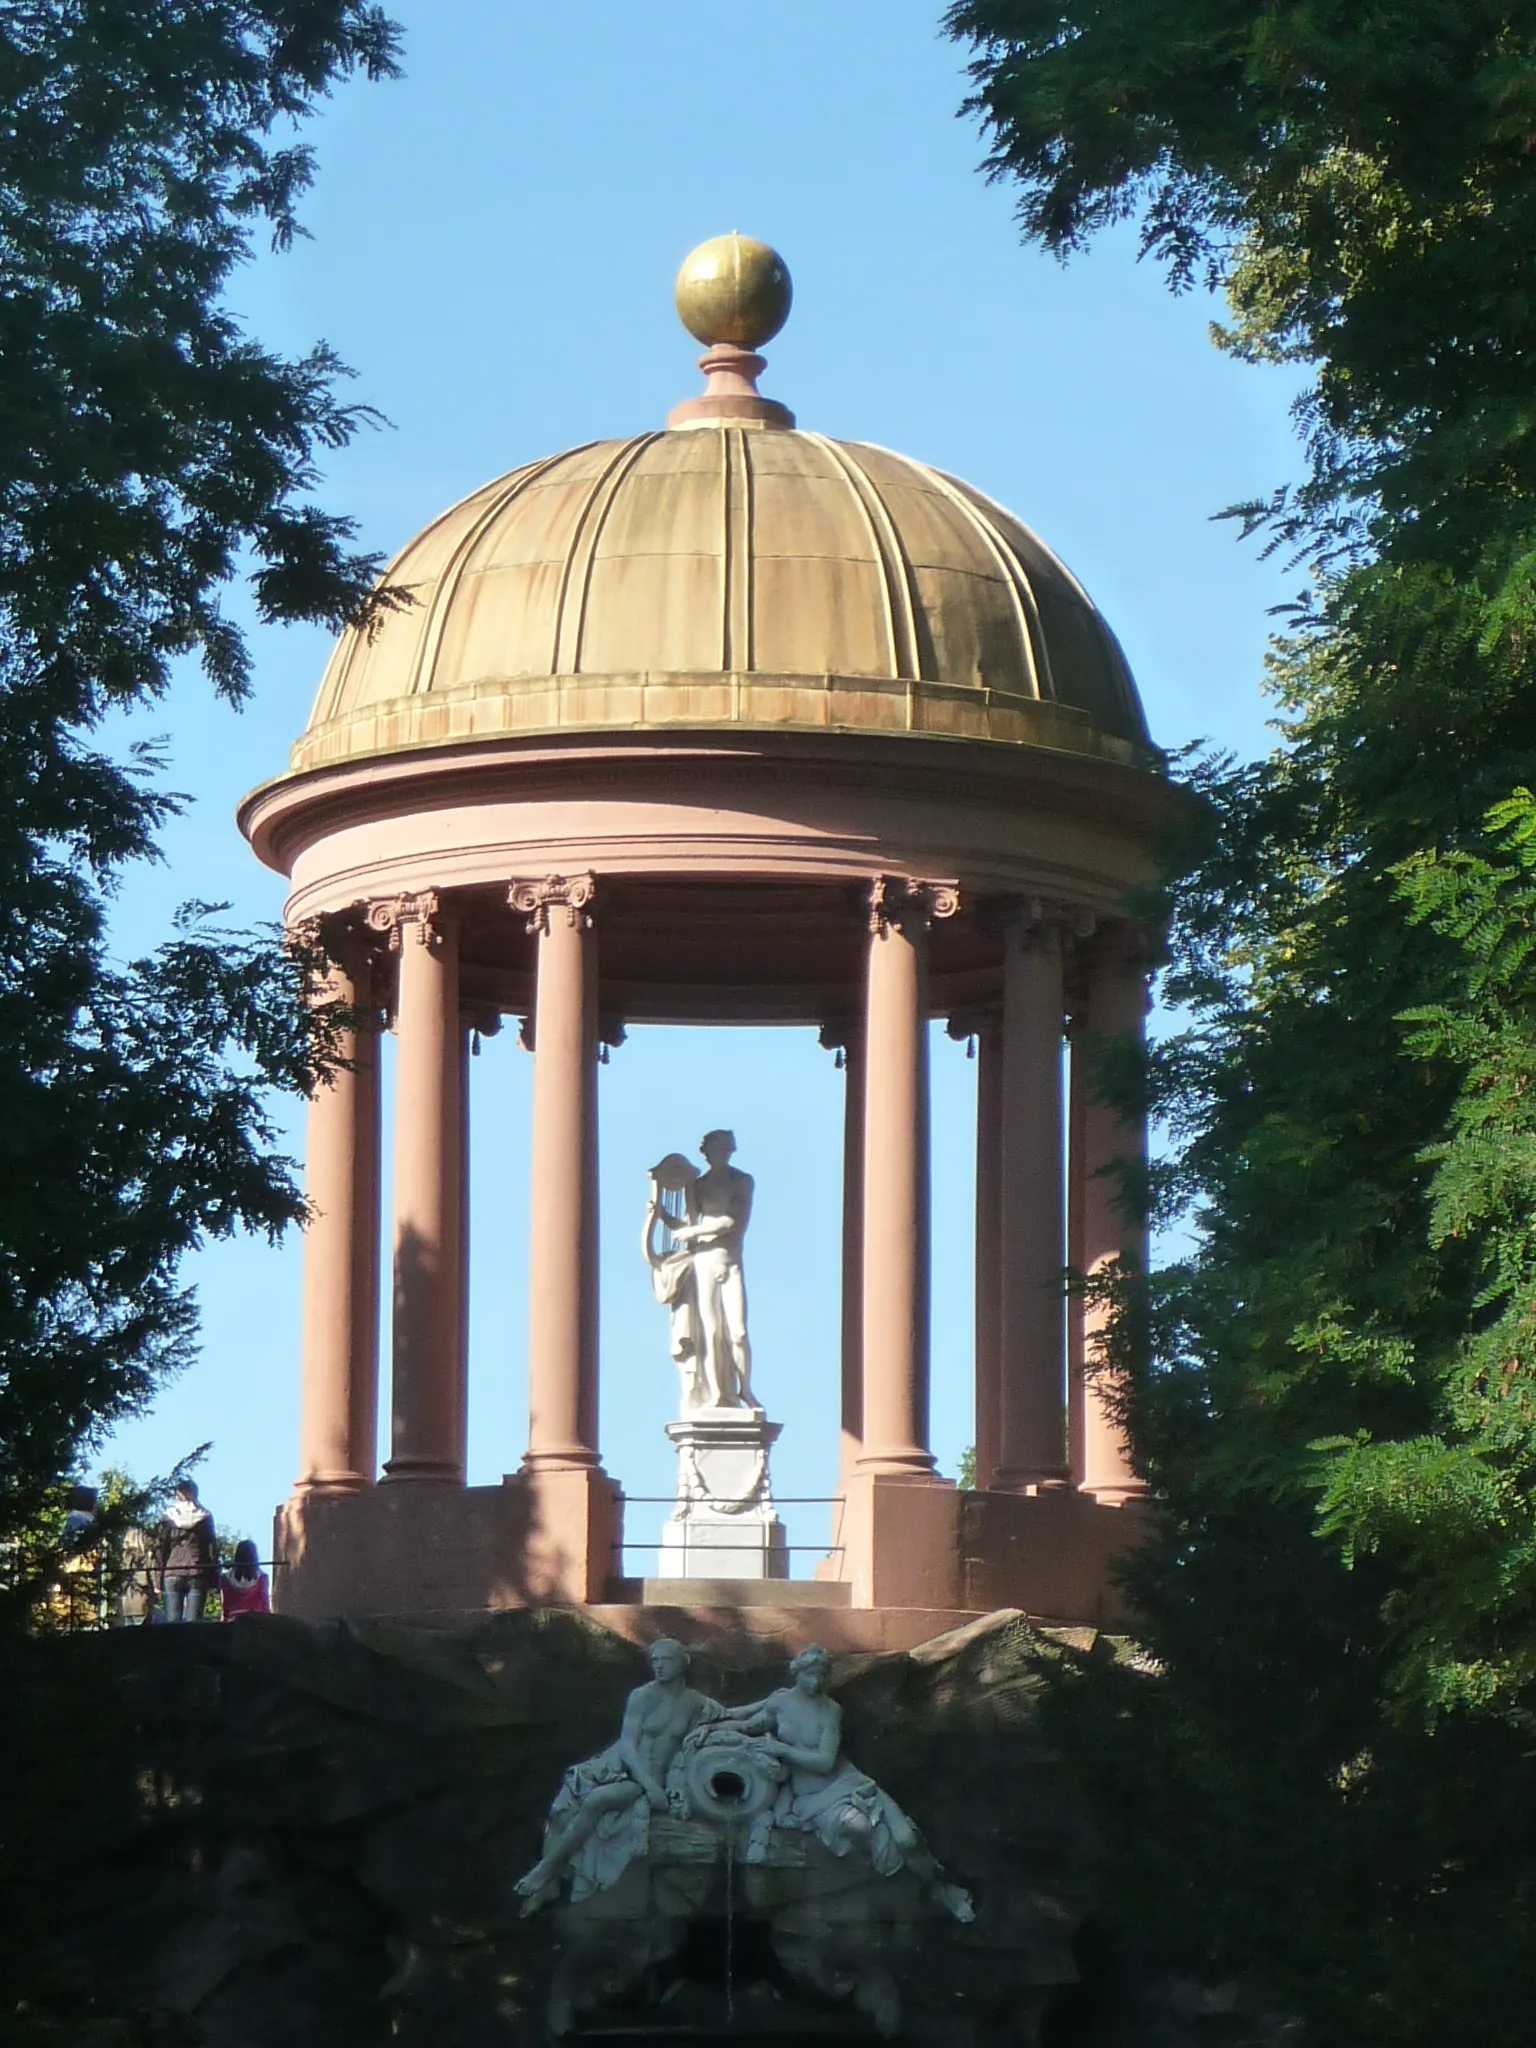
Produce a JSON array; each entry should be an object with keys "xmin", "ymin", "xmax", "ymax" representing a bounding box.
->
[
  {"xmin": 972, "ymin": 1019, "xmax": 1003, "ymax": 1495},
  {"xmin": 858, "ymin": 883, "xmax": 945, "ymax": 1477},
  {"xmin": 839, "ymin": 1026, "xmax": 866, "ymax": 1477},
  {"xmin": 994, "ymin": 923, "xmax": 1068, "ymax": 1488},
  {"xmin": 382, "ymin": 896, "xmax": 464, "ymax": 1481},
  {"xmin": 519, "ymin": 875, "xmax": 600, "ymax": 1471},
  {"xmin": 296, "ymin": 955, "xmax": 380, "ymax": 1491},
  {"xmin": 578, "ymin": 934, "xmax": 601, "ymax": 1455},
  {"xmin": 1074, "ymin": 930, "xmax": 1149, "ymax": 1501},
  {"xmin": 453, "ymin": 1020, "xmax": 472, "ymax": 1470},
  {"xmin": 1066, "ymin": 1022, "xmax": 1089, "ymax": 1484}
]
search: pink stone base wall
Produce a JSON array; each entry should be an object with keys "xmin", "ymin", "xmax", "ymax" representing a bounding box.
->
[
  {"xmin": 835, "ymin": 1472, "xmax": 964, "ymax": 1609},
  {"xmin": 958, "ymin": 1487, "xmax": 1148, "ymax": 1630},
  {"xmin": 275, "ymin": 1471, "xmax": 621, "ymax": 1622},
  {"xmin": 272, "ymin": 1479, "xmax": 1144, "ymax": 1633}
]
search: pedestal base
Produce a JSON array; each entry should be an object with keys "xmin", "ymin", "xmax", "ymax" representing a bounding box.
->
[
  {"xmin": 656, "ymin": 1410, "xmax": 787, "ymax": 1581},
  {"xmin": 273, "ymin": 1467, "xmax": 621, "ymax": 1620}
]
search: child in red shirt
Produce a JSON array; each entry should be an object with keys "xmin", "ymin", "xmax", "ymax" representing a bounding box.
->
[{"xmin": 219, "ymin": 1539, "xmax": 270, "ymax": 1619}]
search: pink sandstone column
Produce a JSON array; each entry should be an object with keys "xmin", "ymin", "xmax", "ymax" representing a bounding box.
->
[
  {"xmin": 453, "ymin": 1016, "xmax": 472, "ymax": 1470},
  {"xmin": 1075, "ymin": 925, "xmax": 1150, "ymax": 1502},
  {"xmin": 839, "ymin": 1024, "xmax": 866, "ymax": 1477},
  {"xmin": 578, "ymin": 941, "xmax": 602, "ymax": 1457},
  {"xmin": 1066, "ymin": 1012, "xmax": 1089, "ymax": 1484},
  {"xmin": 295, "ymin": 941, "xmax": 380, "ymax": 1491},
  {"xmin": 994, "ymin": 916, "xmax": 1068, "ymax": 1490},
  {"xmin": 857, "ymin": 878, "xmax": 957, "ymax": 1478},
  {"xmin": 972, "ymin": 1015, "xmax": 1003, "ymax": 1495},
  {"xmin": 371, "ymin": 891, "xmax": 464, "ymax": 1483},
  {"xmin": 819, "ymin": 1021, "xmax": 866, "ymax": 1479},
  {"xmin": 513, "ymin": 874, "xmax": 600, "ymax": 1471}
]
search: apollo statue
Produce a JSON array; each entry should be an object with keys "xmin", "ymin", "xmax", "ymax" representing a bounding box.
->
[{"xmin": 643, "ymin": 1130, "xmax": 761, "ymax": 1414}]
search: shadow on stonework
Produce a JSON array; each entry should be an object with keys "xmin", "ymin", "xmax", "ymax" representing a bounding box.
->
[{"xmin": 568, "ymin": 1907, "xmax": 882, "ymax": 2042}]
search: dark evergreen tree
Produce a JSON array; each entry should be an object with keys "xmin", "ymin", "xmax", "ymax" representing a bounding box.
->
[
  {"xmin": 0, "ymin": 1, "xmax": 400, "ymax": 1584},
  {"xmin": 947, "ymin": 4, "xmax": 1536, "ymax": 2039}
]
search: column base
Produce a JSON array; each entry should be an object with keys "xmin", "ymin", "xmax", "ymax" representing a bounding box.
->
[
  {"xmin": 518, "ymin": 1448, "xmax": 601, "ymax": 1474},
  {"xmin": 853, "ymin": 1449, "xmax": 939, "ymax": 1479},
  {"xmin": 294, "ymin": 1471, "xmax": 372, "ymax": 1495},
  {"xmin": 380, "ymin": 1458, "xmax": 463, "ymax": 1484},
  {"xmin": 989, "ymin": 1468, "xmax": 1072, "ymax": 1494}
]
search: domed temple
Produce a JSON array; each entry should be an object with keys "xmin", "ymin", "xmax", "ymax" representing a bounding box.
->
[{"xmin": 240, "ymin": 236, "xmax": 1176, "ymax": 1644}]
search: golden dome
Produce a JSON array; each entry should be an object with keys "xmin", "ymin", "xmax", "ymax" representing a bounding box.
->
[
  {"xmin": 675, "ymin": 234, "xmax": 792, "ymax": 348},
  {"xmin": 292, "ymin": 428, "xmax": 1152, "ymax": 776}
]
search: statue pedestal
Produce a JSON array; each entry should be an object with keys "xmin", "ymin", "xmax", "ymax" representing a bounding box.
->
[{"xmin": 657, "ymin": 1411, "xmax": 788, "ymax": 1580}]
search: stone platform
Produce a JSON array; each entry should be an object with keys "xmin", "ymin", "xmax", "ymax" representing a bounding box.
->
[
  {"xmin": 586, "ymin": 1602, "xmax": 991, "ymax": 1656},
  {"xmin": 613, "ymin": 1577, "xmax": 850, "ymax": 1607},
  {"xmin": 273, "ymin": 1473, "xmax": 1145, "ymax": 1634}
]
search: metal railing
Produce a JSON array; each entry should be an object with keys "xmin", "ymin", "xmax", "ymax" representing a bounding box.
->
[{"xmin": 0, "ymin": 1542, "xmax": 283, "ymax": 1633}]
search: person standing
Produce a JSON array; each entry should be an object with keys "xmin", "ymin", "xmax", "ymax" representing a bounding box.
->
[
  {"xmin": 218, "ymin": 1538, "xmax": 270, "ymax": 1618},
  {"xmin": 156, "ymin": 1479, "xmax": 217, "ymax": 1622}
]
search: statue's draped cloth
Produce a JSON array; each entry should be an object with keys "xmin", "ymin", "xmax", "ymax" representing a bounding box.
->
[
  {"xmin": 650, "ymin": 1249, "xmax": 706, "ymax": 1412},
  {"xmin": 750, "ymin": 1758, "xmax": 911, "ymax": 1876}
]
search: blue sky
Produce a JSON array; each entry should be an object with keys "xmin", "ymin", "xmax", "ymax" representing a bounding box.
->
[{"xmin": 101, "ymin": 1, "xmax": 1301, "ymax": 1567}]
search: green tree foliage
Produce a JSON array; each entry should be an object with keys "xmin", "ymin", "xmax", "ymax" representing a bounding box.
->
[
  {"xmin": 0, "ymin": 3, "xmax": 400, "ymax": 1579},
  {"xmin": 947, "ymin": 3, "xmax": 1536, "ymax": 2039}
]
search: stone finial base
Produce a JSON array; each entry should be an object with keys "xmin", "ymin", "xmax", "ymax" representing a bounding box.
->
[{"xmin": 657, "ymin": 1410, "xmax": 787, "ymax": 1580}]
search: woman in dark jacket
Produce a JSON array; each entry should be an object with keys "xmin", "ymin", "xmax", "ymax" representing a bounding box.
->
[{"xmin": 156, "ymin": 1480, "xmax": 217, "ymax": 1622}]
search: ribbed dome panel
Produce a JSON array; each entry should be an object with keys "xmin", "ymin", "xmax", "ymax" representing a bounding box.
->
[{"xmin": 294, "ymin": 428, "xmax": 1152, "ymax": 773}]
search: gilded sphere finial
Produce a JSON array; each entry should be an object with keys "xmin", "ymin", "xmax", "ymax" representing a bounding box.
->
[{"xmin": 675, "ymin": 233, "xmax": 792, "ymax": 350}]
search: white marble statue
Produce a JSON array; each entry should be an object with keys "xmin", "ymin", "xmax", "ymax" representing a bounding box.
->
[
  {"xmin": 514, "ymin": 1638, "xmax": 722, "ymax": 1913},
  {"xmin": 643, "ymin": 1130, "xmax": 760, "ymax": 1414},
  {"xmin": 722, "ymin": 1644, "xmax": 975, "ymax": 1922}
]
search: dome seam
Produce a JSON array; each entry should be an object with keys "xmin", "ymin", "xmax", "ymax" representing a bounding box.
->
[
  {"xmin": 551, "ymin": 436, "xmax": 657, "ymax": 674},
  {"xmin": 731, "ymin": 428, "xmax": 755, "ymax": 672},
  {"xmin": 811, "ymin": 434, "xmax": 920, "ymax": 686},
  {"xmin": 880, "ymin": 445, "xmax": 1046, "ymax": 704},
  {"xmin": 408, "ymin": 448, "xmax": 581, "ymax": 701}
]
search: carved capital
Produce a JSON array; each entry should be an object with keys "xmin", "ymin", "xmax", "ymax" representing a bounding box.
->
[
  {"xmin": 365, "ymin": 890, "xmax": 445, "ymax": 951},
  {"xmin": 1088, "ymin": 916, "xmax": 1158, "ymax": 975},
  {"xmin": 867, "ymin": 876, "xmax": 960, "ymax": 938},
  {"xmin": 509, "ymin": 872, "xmax": 596, "ymax": 936},
  {"xmin": 990, "ymin": 896, "xmax": 1094, "ymax": 952},
  {"xmin": 285, "ymin": 912, "xmax": 380, "ymax": 1007}
]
